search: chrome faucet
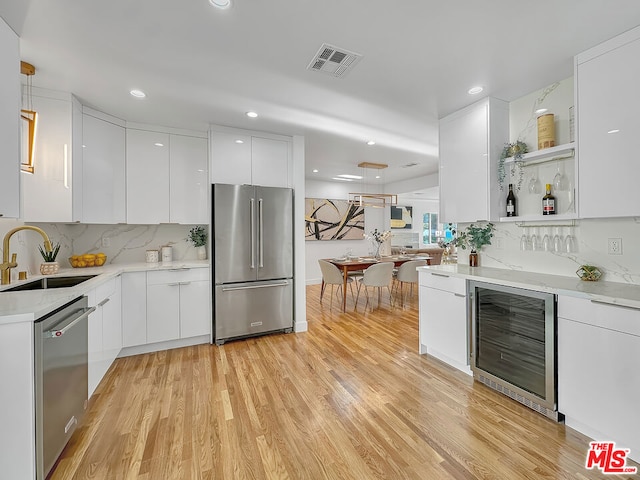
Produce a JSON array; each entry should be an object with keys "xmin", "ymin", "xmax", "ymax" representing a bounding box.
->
[{"xmin": 1, "ymin": 226, "xmax": 53, "ymax": 285}]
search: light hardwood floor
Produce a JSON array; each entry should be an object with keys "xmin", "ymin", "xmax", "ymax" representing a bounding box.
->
[{"xmin": 50, "ymin": 285, "xmax": 637, "ymax": 479}]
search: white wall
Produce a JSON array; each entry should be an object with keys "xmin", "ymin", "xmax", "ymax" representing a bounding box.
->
[
  {"xmin": 305, "ymin": 179, "xmax": 387, "ymax": 284},
  {"xmin": 394, "ymin": 196, "xmax": 440, "ymax": 247}
]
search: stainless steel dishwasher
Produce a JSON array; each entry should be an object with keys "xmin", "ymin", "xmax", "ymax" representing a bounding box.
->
[{"xmin": 34, "ymin": 296, "xmax": 95, "ymax": 479}]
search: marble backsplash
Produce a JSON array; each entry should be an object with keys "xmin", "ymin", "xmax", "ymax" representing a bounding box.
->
[
  {"xmin": 0, "ymin": 219, "xmax": 209, "ymax": 281},
  {"xmin": 457, "ymin": 217, "xmax": 640, "ymax": 285}
]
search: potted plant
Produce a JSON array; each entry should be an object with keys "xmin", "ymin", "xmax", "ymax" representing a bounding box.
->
[
  {"xmin": 453, "ymin": 223, "xmax": 495, "ymax": 267},
  {"xmin": 38, "ymin": 242, "xmax": 61, "ymax": 275},
  {"xmin": 498, "ymin": 140, "xmax": 528, "ymax": 192},
  {"xmin": 187, "ymin": 226, "xmax": 208, "ymax": 260}
]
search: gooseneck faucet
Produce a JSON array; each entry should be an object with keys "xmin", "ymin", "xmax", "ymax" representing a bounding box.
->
[{"xmin": 1, "ymin": 226, "xmax": 53, "ymax": 285}]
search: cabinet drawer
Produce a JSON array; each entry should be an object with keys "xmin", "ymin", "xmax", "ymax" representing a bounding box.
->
[
  {"xmin": 92, "ymin": 276, "xmax": 116, "ymax": 305},
  {"xmin": 419, "ymin": 271, "xmax": 466, "ymax": 295},
  {"xmin": 146, "ymin": 268, "xmax": 209, "ymax": 285},
  {"xmin": 558, "ymin": 295, "xmax": 640, "ymax": 337}
]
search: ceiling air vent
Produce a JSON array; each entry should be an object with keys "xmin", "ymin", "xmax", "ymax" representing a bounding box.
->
[{"xmin": 307, "ymin": 43, "xmax": 363, "ymax": 78}]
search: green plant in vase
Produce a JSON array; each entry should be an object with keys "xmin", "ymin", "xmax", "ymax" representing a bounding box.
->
[
  {"xmin": 498, "ymin": 140, "xmax": 528, "ymax": 192},
  {"xmin": 453, "ymin": 223, "xmax": 495, "ymax": 267},
  {"xmin": 38, "ymin": 242, "xmax": 61, "ymax": 275},
  {"xmin": 187, "ymin": 226, "xmax": 208, "ymax": 260}
]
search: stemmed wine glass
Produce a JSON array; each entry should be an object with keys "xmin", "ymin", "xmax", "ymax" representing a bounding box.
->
[
  {"xmin": 530, "ymin": 228, "xmax": 540, "ymax": 252},
  {"xmin": 542, "ymin": 228, "xmax": 551, "ymax": 252},
  {"xmin": 553, "ymin": 162, "xmax": 566, "ymax": 192},
  {"xmin": 528, "ymin": 168, "xmax": 541, "ymax": 195},
  {"xmin": 520, "ymin": 232, "xmax": 529, "ymax": 251},
  {"xmin": 565, "ymin": 227, "xmax": 577, "ymax": 253},
  {"xmin": 553, "ymin": 227, "xmax": 563, "ymax": 253}
]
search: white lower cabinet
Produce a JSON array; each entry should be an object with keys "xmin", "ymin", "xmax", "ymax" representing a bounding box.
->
[
  {"xmin": 418, "ymin": 271, "xmax": 470, "ymax": 375},
  {"xmin": 121, "ymin": 271, "xmax": 147, "ymax": 347},
  {"xmin": 147, "ymin": 269, "xmax": 210, "ymax": 343},
  {"xmin": 87, "ymin": 275, "xmax": 122, "ymax": 398},
  {"xmin": 558, "ymin": 295, "xmax": 640, "ymax": 462}
]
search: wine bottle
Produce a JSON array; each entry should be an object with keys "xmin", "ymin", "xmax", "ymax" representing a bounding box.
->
[
  {"xmin": 542, "ymin": 183, "xmax": 556, "ymax": 215},
  {"xmin": 506, "ymin": 184, "xmax": 516, "ymax": 217}
]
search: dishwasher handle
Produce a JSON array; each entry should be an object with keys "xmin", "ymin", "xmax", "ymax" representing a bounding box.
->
[{"xmin": 43, "ymin": 306, "xmax": 96, "ymax": 339}]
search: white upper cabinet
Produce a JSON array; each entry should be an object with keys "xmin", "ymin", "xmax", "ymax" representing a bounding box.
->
[
  {"xmin": 577, "ymin": 26, "xmax": 640, "ymax": 218},
  {"xmin": 210, "ymin": 131, "xmax": 252, "ymax": 184},
  {"xmin": 210, "ymin": 127, "xmax": 292, "ymax": 188},
  {"xmin": 21, "ymin": 89, "xmax": 81, "ymax": 223},
  {"xmin": 169, "ymin": 134, "xmax": 208, "ymax": 224},
  {"xmin": 126, "ymin": 129, "xmax": 170, "ymax": 224},
  {"xmin": 127, "ymin": 127, "xmax": 208, "ymax": 224},
  {"xmin": 439, "ymin": 97, "xmax": 509, "ymax": 224},
  {"xmin": 82, "ymin": 108, "xmax": 126, "ymax": 224},
  {"xmin": 0, "ymin": 18, "xmax": 20, "ymax": 219}
]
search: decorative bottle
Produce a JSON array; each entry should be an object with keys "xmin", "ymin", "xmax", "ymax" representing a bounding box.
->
[
  {"xmin": 542, "ymin": 183, "xmax": 556, "ymax": 215},
  {"xmin": 506, "ymin": 184, "xmax": 516, "ymax": 217}
]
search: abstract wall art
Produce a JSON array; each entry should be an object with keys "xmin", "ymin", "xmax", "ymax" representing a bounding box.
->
[
  {"xmin": 390, "ymin": 205, "xmax": 413, "ymax": 229},
  {"xmin": 305, "ymin": 198, "xmax": 365, "ymax": 241}
]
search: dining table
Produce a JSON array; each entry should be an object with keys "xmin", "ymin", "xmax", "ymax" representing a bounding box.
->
[{"xmin": 325, "ymin": 255, "xmax": 431, "ymax": 311}]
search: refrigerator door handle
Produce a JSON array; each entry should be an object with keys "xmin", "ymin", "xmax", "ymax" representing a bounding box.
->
[
  {"xmin": 221, "ymin": 281, "xmax": 289, "ymax": 292},
  {"xmin": 250, "ymin": 198, "xmax": 256, "ymax": 269},
  {"xmin": 258, "ymin": 198, "xmax": 264, "ymax": 268}
]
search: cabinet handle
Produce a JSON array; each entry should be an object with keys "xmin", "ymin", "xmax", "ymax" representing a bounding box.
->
[
  {"xmin": 97, "ymin": 297, "xmax": 110, "ymax": 307},
  {"xmin": 590, "ymin": 299, "xmax": 640, "ymax": 311},
  {"xmin": 179, "ymin": 281, "xmax": 191, "ymax": 286},
  {"xmin": 169, "ymin": 267, "xmax": 190, "ymax": 272},
  {"xmin": 168, "ymin": 282, "xmax": 181, "ymax": 286},
  {"xmin": 431, "ymin": 272, "xmax": 450, "ymax": 278},
  {"xmin": 453, "ymin": 293, "xmax": 466, "ymax": 298}
]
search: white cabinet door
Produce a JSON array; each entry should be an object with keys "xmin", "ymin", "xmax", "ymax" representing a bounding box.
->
[
  {"xmin": 251, "ymin": 137, "xmax": 290, "ymax": 188},
  {"xmin": 557, "ymin": 296, "xmax": 640, "ymax": 462},
  {"xmin": 126, "ymin": 129, "xmax": 170, "ymax": 224},
  {"xmin": 147, "ymin": 283, "xmax": 180, "ymax": 343},
  {"xmin": 122, "ymin": 271, "xmax": 147, "ymax": 347},
  {"xmin": 418, "ymin": 272, "xmax": 470, "ymax": 374},
  {"xmin": 577, "ymin": 29, "xmax": 640, "ymax": 218},
  {"xmin": 101, "ymin": 275, "xmax": 122, "ymax": 368},
  {"xmin": 210, "ymin": 131, "xmax": 251, "ymax": 184},
  {"xmin": 21, "ymin": 90, "xmax": 75, "ymax": 222},
  {"xmin": 82, "ymin": 111, "xmax": 126, "ymax": 223},
  {"xmin": 180, "ymin": 280, "xmax": 211, "ymax": 338},
  {"xmin": 170, "ymin": 134, "xmax": 208, "ymax": 224},
  {"xmin": 439, "ymin": 97, "xmax": 508, "ymax": 223},
  {"xmin": 0, "ymin": 18, "xmax": 20, "ymax": 219}
]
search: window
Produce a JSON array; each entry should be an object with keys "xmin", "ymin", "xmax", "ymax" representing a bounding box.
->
[{"xmin": 422, "ymin": 212, "xmax": 438, "ymax": 244}]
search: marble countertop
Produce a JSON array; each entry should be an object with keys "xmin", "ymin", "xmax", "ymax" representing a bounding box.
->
[
  {"xmin": 418, "ymin": 264, "xmax": 640, "ymax": 310},
  {"xmin": 0, "ymin": 260, "xmax": 209, "ymax": 325}
]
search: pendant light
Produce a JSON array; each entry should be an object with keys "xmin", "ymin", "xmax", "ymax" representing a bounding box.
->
[
  {"xmin": 348, "ymin": 162, "xmax": 397, "ymax": 208},
  {"xmin": 20, "ymin": 61, "xmax": 37, "ymax": 174}
]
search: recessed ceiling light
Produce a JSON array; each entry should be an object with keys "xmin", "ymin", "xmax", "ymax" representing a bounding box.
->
[
  {"xmin": 154, "ymin": 143, "xmax": 164, "ymax": 147},
  {"xmin": 468, "ymin": 86, "xmax": 483, "ymax": 95},
  {"xmin": 246, "ymin": 111, "xmax": 258, "ymax": 118},
  {"xmin": 312, "ymin": 169, "xmax": 319, "ymax": 173},
  {"xmin": 366, "ymin": 140, "xmax": 376, "ymax": 146},
  {"xmin": 130, "ymin": 89, "xmax": 146, "ymax": 98},
  {"xmin": 235, "ymin": 139, "xmax": 244, "ymax": 144},
  {"xmin": 337, "ymin": 174, "xmax": 363, "ymax": 180},
  {"xmin": 375, "ymin": 175, "xmax": 381, "ymax": 179},
  {"xmin": 209, "ymin": 0, "xmax": 231, "ymax": 8},
  {"xmin": 607, "ymin": 129, "xmax": 620, "ymax": 134},
  {"xmin": 535, "ymin": 108, "xmax": 548, "ymax": 114},
  {"xmin": 332, "ymin": 177, "xmax": 353, "ymax": 182}
]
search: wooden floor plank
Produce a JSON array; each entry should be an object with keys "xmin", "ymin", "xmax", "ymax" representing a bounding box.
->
[{"xmin": 49, "ymin": 284, "xmax": 638, "ymax": 479}]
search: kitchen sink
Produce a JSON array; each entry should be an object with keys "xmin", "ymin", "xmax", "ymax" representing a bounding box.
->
[{"xmin": 1, "ymin": 275, "xmax": 97, "ymax": 292}]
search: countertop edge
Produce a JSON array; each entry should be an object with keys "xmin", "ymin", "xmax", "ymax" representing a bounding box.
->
[
  {"xmin": 0, "ymin": 261, "xmax": 210, "ymax": 324},
  {"xmin": 417, "ymin": 265, "xmax": 640, "ymax": 310}
]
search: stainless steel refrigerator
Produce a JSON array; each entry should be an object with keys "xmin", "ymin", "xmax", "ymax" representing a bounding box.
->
[{"xmin": 212, "ymin": 183, "xmax": 294, "ymax": 344}]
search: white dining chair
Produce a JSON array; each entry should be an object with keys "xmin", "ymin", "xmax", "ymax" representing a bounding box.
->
[
  {"xmin": 355, "ymin": 261, "xmax": 394, "ymax": 309},
  {"xmin": 393, "ymin": 259, "xmax": 427, "ymax": 305},
  {"xmin": 318, "ymin": 259, "xmax": 354, "ymax": 310}
]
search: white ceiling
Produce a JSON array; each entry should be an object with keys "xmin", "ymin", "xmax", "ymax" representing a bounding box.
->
[{"xmin": 3, "ymin": 0, "xmax": 640, "ymax": 188}]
